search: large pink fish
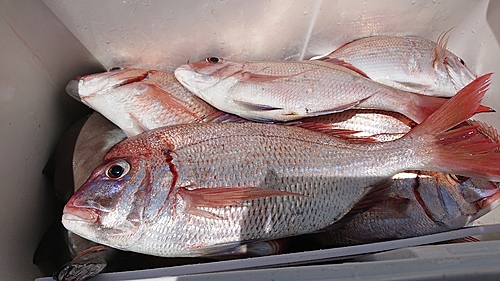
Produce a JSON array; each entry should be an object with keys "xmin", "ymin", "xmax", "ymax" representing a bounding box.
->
[
  {"xmin": 316, "ymin": 31, "xmax": 476, "ymax": 96},
  {"xmin": 174, "ymin": 57, "xmax": 491, "ymax": 123},
  {"xmin": 62, "ymin": 74, "xmax": 500, "ymax": 257}
]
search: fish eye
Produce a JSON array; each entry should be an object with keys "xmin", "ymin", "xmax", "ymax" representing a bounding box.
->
[
  {"xmin": 449, "ymin": 174, "xmax": 470, "ymax": 183},
  {"xmin": 206, "ymin": 57, "xmax": 220, "ymax": 63},
  {"xmin": 108, "ymin": 67, "xmax": 123, "ymax": 71},
  {"xmin": 105, "ymin": 160, "xmax": 130, "ymax": 179},
  {"xmin": 458, "ymin": 58, "xmax": 465, "ymax": 65}
]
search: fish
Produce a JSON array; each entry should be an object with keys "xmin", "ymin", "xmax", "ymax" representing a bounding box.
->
[
  {"xmin": 42, "ymin": 115, "xmax": 91, "ymax": 203},
  {"xmin": 315, "ymin": 31, "xmax": 477, "ymax": 96},
  {"xmin": 62, "ymin": 74, "xmax": 500, "ymax": 257},
  {"xmin": 66, "ymin": 69, "xmax": 223, "ymax": 137},
  {"xmin": 53, "ymin": 232, "xmax": 119, "ymax": 281},
  {"xmin": 67, "ymin": 68, "xmax": 414, "ymax": 140},
  {"xmin": 313, "ymin": 170, "xmax": 500, "ymax": 246},
  {"xmin": 291, "ymin": 109, "xmax": 415, "ymax": 142},
  {"xmin": 71, "ymin": 113, "xmax": 127, "ymax": 190},
  {"xmin": 39, "ymin": 112, "xmax": 291, "ymax": 281},
  {"xmin": 174, "ymin": 57, "xmax": 491, "ymax": 123}
]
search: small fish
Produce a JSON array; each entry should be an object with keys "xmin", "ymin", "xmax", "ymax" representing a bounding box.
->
[
  {"xmin": 316, "ymin": 31, "xmax": 477, "ymax": 96},
  {"xmin": 66, "ymin": 69, "xmax": 222, "ymax": 137},
  {"xmin": 314, "ymin": 170, "xmax": 500, "ymax": 246},
  {"xmin": 62, "ymin": 74, "xmax": 500, "ymax": 257},
  {"xmin": 174, "ymin": 57, "xmax": 490, "ymax": 123}
]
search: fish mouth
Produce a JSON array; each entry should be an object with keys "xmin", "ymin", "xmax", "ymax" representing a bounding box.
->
[
  {"xmin": 70, "ymin": 69, "xmax": 155, "ymax": 101},
  {"xmin": 65, "ymin": 79, "xmax": 81, "ymax": 102},
  {"xmin": 63, "ymin": 205, "xmax": 98, "ymax": 222},
  {"xmin": 174, "ymin": 67, "xmax": 202, "ymax": 93},
  {"xmin": 479, "ymin": 191, "xmax": 500, "ymax": 210}
]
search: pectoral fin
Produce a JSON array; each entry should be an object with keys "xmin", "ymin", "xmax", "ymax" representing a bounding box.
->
[
  {"xmin": 179, "ymin": 186, "xmax": 305, "ymax": 219},
  {"xmin": 144, "ymin": 84, "xmax": 202, "ymax": 121},
  {"xmin": 233, "ymin": 99, "xmax": 283, "ymax": 111}
]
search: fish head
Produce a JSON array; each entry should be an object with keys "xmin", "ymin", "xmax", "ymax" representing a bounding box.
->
[
  {"xmin": 174, "ymin": 57, "xmax": 243, "ymax": 102},
  {"xmin": 432, "ymin": 29, "xmax": 477, "ymax": 92},
  {"xmin": 66, "ymin": 68, "xmax": 156, "ymax": 103},
  {"xmin": 62, "ymin": 137, "xmax": 177, "ymax": 249},
  {"xmin": 416, "ymin": 171, "xmax": 500, "ymax": 228},
  {"xmin": 443, "ymin": 54, "xmax": 477, "ymax": 91}
]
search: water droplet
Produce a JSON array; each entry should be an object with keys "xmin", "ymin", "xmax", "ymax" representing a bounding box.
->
[{"xmin": 303, "ymin": 10, "xmax": 308, "ymax": 15}]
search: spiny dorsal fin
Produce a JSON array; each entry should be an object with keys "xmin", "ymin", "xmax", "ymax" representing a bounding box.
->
[{"xmin": 433, "ymin": 28, "xmax": 453, "ymax": 69}]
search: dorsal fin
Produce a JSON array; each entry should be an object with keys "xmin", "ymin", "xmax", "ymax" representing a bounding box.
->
[
  {"xmin": 433, "ymin": 28, "xmax": 453, "ymax": 68},
  {"xmin": 320, "ymin": 58, "xmax": 371, "ymax": 79}
]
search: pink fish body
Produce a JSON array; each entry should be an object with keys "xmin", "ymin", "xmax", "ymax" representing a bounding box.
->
[
  {"xmin": 174, "ymin": 57, "xmax": 488, "ymax": 123},
  {"xmin": 62, "ymin": 74, "xmax": 500, "ymax": 257},
  {"xmin": 318, "ymin": 31, "xmax": 476, "ymax": 96},
  {"xmin": 66, "ymin": 69, "xmax": 220, "ymax": 137}
]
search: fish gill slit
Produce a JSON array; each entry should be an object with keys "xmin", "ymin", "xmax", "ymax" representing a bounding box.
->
[
  {"xmin": 412, "ymin": 172, "xmax": 435, "ymax": 221},
  {"xmin": 153, "ymin": 150, "xmax": 180, "ymax": 219},
  {"xmin": 413, "ymin": 173, "xmax": 445, "ymax": 225}
]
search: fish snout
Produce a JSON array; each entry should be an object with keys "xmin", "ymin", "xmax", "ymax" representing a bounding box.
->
[
  {"xmin": 174, "ymin": 66, "xmax": 210, "ymax": 95},
  {"xmin": 65, "ymin": 80, "xmax": 81, "ymax": 102},
  {"xmin": 63, "ymin": 203, "xmax": 98, "ymax": 222}
]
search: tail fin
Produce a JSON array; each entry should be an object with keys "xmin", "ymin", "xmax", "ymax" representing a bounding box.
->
[
  {"xmin": 407, "ymin": 73, "xmax": 500, "ymax": 180},
  {"xmin": 404, "ymin": 90, "xmax": 493, "ymax": 124}
]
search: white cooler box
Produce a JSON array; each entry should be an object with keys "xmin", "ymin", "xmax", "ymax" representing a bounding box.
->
[{"xmin": 1, "ymin": 0, "xmax": 500, "ymax": 280}]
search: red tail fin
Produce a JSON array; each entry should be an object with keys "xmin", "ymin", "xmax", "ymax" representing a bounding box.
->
[
  {"xmin": 403, "ymin": 91, "xmax": 493, "ymax": 124},
  {"xmin": 408, "ymin": 73, "xmax": 500, "ymax": 180},
  {"xmin": 410, "ymin": 73, "xmax": 492, "ymax": 135}
]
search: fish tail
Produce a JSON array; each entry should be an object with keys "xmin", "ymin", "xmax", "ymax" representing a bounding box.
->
[
  {"xmin": 407, "ymin": 73, "xmax": 500, "ymax": 180},
  {"xmin": 402, "ymin": 91, "xmax": 493, "ymax": 124}
]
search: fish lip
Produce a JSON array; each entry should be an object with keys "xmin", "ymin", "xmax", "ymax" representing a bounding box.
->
[
  {"xmin": 65, "ymin": 79, "xmax": 81, "ymax": 102},
  {"xmin": 72, "ymin": 69, "xmax": 154, "ymax": 100},
  {"xmin": 174, "ymin": 67, "xmax": 202, "ymax": 94},
  {"xmin": 479, "ymin": 190, "xmax": 500, "ymax": 210},
  {"xmin": 63, "ymin": 205, "xmax": 98, "ymax": 222}
]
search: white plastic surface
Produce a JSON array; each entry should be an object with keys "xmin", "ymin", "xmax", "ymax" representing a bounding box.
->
[{"xmin": 1, "ymin": 1, "xmax": 500, "ymax": 280}]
